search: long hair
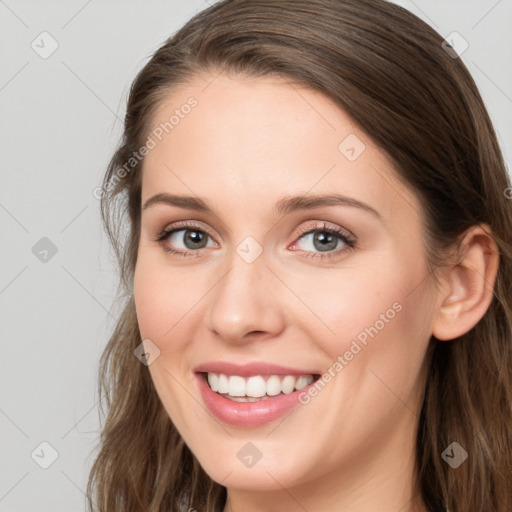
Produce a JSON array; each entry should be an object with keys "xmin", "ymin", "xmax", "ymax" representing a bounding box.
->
[{"xmin": 87, "ymin": 1, "xmax": 512, "ymax": 510}]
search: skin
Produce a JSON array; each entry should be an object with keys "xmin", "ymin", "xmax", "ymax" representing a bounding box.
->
[{"xmin": 133, "ymin": 73, "xmax": 499, "ymax": 512}]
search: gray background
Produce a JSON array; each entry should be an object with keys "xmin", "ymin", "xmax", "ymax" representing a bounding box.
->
[{"xmin": 1, "ymin": 1, "xmax": 511, "ymax": 510}]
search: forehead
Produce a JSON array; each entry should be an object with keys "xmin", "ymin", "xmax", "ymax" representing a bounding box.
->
[{"xmin": 141, "ymin": 74, "xmax": 420, "ymax": 223}]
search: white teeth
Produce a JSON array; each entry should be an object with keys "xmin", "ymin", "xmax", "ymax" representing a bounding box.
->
[
  {"xmin": 246, "ymin": 376, "xmax": 267, "ymax": 397},
  {"xmin": 229, "ymin": 376, "xmax": 246, "ymax": 396},
  {"xmin": 206, "ymin": 372, "xmax": 315, "ymax": 398},
  {"xmin": 217, "ymin": 374, "xmax": 229, "ymax": 394},
  {"xmin": 281, "ymin": 375, "xmax": 296, "ymax": 394},
  {"xmin": 295, "ymin": 375, "xmax": 313, "ymax": 390},
  {"xmin": 208, "ymin": 372, "xmax": 219, "ymax": 392},
  {"xmin": 226, "ymin": 395, "xmax": 270, "ymax": 402},
  {"xmin": 266, "ymin": 375, "xmax": 282, "ymax": 396}
]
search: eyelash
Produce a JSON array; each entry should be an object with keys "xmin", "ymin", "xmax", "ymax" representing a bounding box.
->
[{"xmin": 154, "ymin": 221, "xmax": 357, "ymax": 260}]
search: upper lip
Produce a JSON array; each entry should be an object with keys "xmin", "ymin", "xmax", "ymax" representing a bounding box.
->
[{"xmin": 193, "ymin": 361, "xmax": 320, "ymax": 377}]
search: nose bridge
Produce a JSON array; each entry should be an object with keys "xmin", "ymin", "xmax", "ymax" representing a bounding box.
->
[{"xmin": 205, "ymin": 241, "xmax": 284, "ymax": 342}]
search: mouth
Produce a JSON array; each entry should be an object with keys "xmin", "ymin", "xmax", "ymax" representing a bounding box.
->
[
  {"xmin": 198, "ymin": 372, "xmax": 322, "ymax": 402},
  {"xmin": 193, "ymin": 361, "xmax": 323, "ymax": 426}
]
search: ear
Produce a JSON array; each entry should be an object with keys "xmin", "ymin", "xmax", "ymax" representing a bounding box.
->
[{"xmin": 432, "ymin": 224, "xmax": 499, "ymax": 341}]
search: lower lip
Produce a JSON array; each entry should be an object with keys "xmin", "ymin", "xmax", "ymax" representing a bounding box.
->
[{"xmin": 195, "ymin": 373, "xmax": 318, "ymax": 427}]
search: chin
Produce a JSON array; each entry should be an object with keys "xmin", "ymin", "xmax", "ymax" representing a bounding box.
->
[{"xmin": 193, "ymin": 446, "xmax": 316, "ymax": 492}]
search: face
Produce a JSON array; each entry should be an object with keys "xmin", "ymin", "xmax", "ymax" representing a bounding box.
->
[{"xmin": 133, "ymin": 73, "xmax": 439, "ymax": 496}]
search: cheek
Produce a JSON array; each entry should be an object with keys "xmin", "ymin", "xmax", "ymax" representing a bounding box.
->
[
  {"xmin": 133, "ymin": 262, "xmax": 170, "ymax": 342},
  {"xmin": 133, "ymin": 254, "xmax": 210, "ymax": 355},
  {"xmin": 133, "ymin": 255, "xmax": 208, "ymax": 433},
  {"xmin": 287, "ymin": 261, "xmax": 433, "ymax": 470},
  {"xmin": 288, "ymin": 247, "xmax": 434, "ymax": 388},
  {"xmin": 286, "ymin": 257, "xmax": 414, "ymax": 349}
]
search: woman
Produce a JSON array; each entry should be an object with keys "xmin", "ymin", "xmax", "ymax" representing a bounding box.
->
[{"xmin": 87, "ymin": 0, "xmax": 512, "ymax": 511}]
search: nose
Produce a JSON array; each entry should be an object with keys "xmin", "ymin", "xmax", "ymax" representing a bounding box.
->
[{"xmin": 204, "ymin": 249, "xmax": 286, "ymax": 344}]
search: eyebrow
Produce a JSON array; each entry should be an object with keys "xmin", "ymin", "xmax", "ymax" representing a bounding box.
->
[{"xmin": 142, "ymin": 192, "xmax": 382, "ymax": 220}]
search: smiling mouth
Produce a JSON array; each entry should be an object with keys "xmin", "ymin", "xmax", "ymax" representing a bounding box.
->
[{"xmin": 199, "ymin": 372, "xmax": 322, "ymax": 402}]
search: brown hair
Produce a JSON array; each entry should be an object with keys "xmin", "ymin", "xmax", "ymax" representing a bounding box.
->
[{"xmin": 87, "ymin": 0, "xmax": 512, "ymax": 510}]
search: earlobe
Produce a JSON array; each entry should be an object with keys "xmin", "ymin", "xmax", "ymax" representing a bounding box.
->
[{"xmin": 431, "ymin": 224, "xmax": 499, "ymax": 341}]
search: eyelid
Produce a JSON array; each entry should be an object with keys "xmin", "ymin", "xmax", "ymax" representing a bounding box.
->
[
  {"xmin": 155, "ymin": 219, "xmax": 357, "ymax": 259},
  {"xmin": 287, "ymin": 221, "xmax": 357, "ymax": 259},
  {"xmin": 292, "ymin": 220, "xmax": 355, "ymax": 244},
  {"xmin": 158, "ymin": 220, "xmax": 218, "ymax": 240}
]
